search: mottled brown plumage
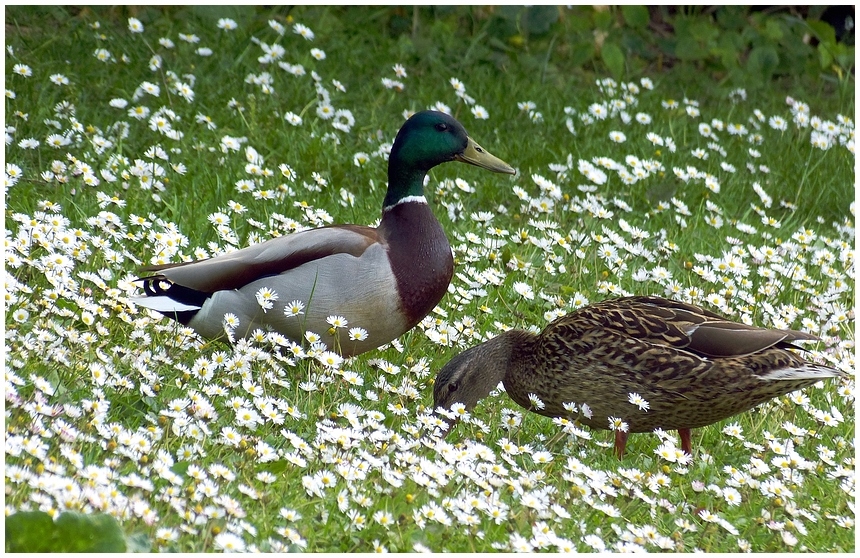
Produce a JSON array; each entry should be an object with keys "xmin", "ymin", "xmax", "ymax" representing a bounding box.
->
[{"xmin": 434, "ymin": 296, "xmax": 845, "ymax": 457}]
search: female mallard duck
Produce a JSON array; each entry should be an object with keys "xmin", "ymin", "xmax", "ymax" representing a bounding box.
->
[
  {"xmin": 133, "ymin": 111, "xmax": 515, "ymax": 356},
  {"xmin": 434, "ymin": 296, "xmax": 845, "ymax": 457}
]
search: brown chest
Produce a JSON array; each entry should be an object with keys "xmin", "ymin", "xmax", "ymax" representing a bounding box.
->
[{"xmin": 378, "ymin": 201, "xmax": 454, "ymax": 328}]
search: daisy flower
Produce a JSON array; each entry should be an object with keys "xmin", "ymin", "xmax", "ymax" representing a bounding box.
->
[
  {"xmin": 353, "ymin": 152, "xmax": 369, "ymax": 167},
  {"xmin": 513, "ymin": 281, "xmax": 535, "ymax": 300},
  {"xmin": 348, "ymin": 327, "xmax": 368, "ymax": 341},
  {"xmin": 768, "ymin": 116, "xmax": 788, "ymax": 131},
  {"xmin": 140, "ymin": 81, "xmax": 160, "ymax": 96},
  {"xmin": 655, "ymin": 441, "xmax": 679, "ymax": 462},
  {"xmin": 608, "ymin": 131, "xmax": 626, "ymax": 143},
  {"xmin": 255, "ymin": 287, "xmax": 279, "ymax": 312},
  {"xmin": 268, "ymin": 19, "xmax": 285, "ymax": 35},
  {"xmin": 284, "ymin": 300, "xmax": 305, "ymax": 317},
  {"xmin": 723, "ymin": 487, "xmax": 742, "ymax": 506},
  {"xmin": 326, "ymin": 315, "xmax": 348, "ymax": 329},
  {"xmin": 316, "ymin": 104, "xmax": 335, "ymax": 119},
  {"xmin": 217, "ymin": 18, "xmax": 238, "ymax": 30},
  {"xmin": 381, "ymin": 78, "xmax": 404, "ymax": 91},
  {"xmin": 213, "ymin": 532, "xmax": 245, "ymax": 552},
  {"xmin": 13, "ymin": 64, "xmax": 32, "ymax": 77},
  {"xmin": 294, "ymin": 23, "xmax": 315, "ymax": 41},
  {"xmin": 11, "ymin": 308, "xmax": 29, "ymax": 323},
  {"xmin": 284, "ymin": 112, "xmax": 303, "ymax": 126},
  {"xmin": 128, "ymin": 17, "xmax": 144, "ymax": 33},
  {"xmin": 628, "ymin": 392, "xmax": 650, "ymax": 411},
  {"xmin": 589, "ymin": 103, "xmax": 608, "ymax": 119},
  {"xmin": 94, "ymin": 48, "xmax": 112, "ymax": 62},
  {"xmin": 316, "ymin": 351, "xmax": 343, "ymax": 369},
  {"xmin": 528, "ymin": 393, "xmax": 545, "ymax": 410},
  {"xmin": 471, "ymin": 105, "xmax": 489, "ymax": 120},
  {"xmin": 49, "ymin": 74, "xmax": 69, "ymax": 86},
  {"xmin": 608, "ymin": 417, "xmax": 629, "ymax": 432}
]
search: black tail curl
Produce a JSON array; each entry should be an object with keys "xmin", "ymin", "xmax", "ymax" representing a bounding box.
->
[{"xmin": 138, "ymin": 276, "xmax": 211, "ymax": 326}]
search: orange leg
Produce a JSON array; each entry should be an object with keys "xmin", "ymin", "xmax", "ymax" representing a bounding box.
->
[
  {"xmin": 614, "ymin": 430, "xmax": 629, "ymax": 459},
  {"xmin": 679, "ymin": 428, "xmax": 692, "ymax": 456}
]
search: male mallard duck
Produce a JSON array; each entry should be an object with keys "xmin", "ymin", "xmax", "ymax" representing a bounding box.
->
[
  {"xmin": 133, "ymin": 111, "xmax": 515, "ymax": 356},
  {"xmin": 434, "ymin": 296, "xmax": 845, "ymax": 457}
]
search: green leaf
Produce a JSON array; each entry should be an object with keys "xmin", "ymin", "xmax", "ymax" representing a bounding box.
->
[
  {"xmin": 620, "ymin": 6, "xmax": 650, "ymax": 29},
  {"xmin": 488, "ymin": 38, "xmax": 515, "ymax": 56},
  {"xmin": 262, "ymin": 459, "xmax": 291, "ymax": 475},
  {"xmin": 715, "ymin": 31, "xmax": 742, "ymax": 69},
  {"xmin": 6, "ymin": 511, "xmax": 54, "ymax": 552},
  {"xmin": 807, "ymin": 6, "xmax": 828, "ymax": 20},
  {"xmin": 593, "ymin": 9, "xmax": 613, "ymax": 32},
  {"xmin": 834, "ymin": 44, "xmax": 854, "ymax": 70},
  {"xmin": 522, "ymin": 6, "xmax": 558, "ymax": 36},
  {"xmin": 763, "ymin": 18, "xmax": 785, "ymax": 41},
  {"xmin": 675, "ymin": 36, "xmax": 706, "ymax": 60},
  {"xmin": 496, "ymin": 5, "xmax": 521, "ymax": 22},
  {"xmin": 818, "ymin": 43, "xmax": 834, "ymax": 69},
  {"xmin": 567, "ymin": 7, "xmax": 595, "ymax": 32},
  {"xmin": 171, "ymin": 460, "xmax": 191, "ymax": 476},
  {"xmin": 55, "ymin": 512, "xmax": 127, "ymax": 552},
  {"xmin": 6, "ymin": 511, "xmax": 127, "ymax": 553},
  {"xmin": 806, "ymin": 19, "xmax": 837, "ymax": 45},
  {"xmin": 569, "ymin": 40, "xmax": 595, "ymax": 67},
  {"xmin": 125, "ymin": 532, "xmax": 153, "ymax": 553},
  {"xmin": 646, "ymin": 181, "xmax": 678, "ymax": 204},
  {"xmin": 501, "ymin": 246, "xmax": 513, "ymax": 267},
  {"xmin": 601, "ymin": 42, "xmax": 625, "ymax": 79},
  {"xmin": 689, "ymin": 18, "xmax": 720, "ymax": 46},
  {"xmin": 747, "ymin": 45, "xmax": 780, "ymax": 79},
  {"xmin": 620, "ymin": 30, "xmax": 651, "ymax": 59},
  {"xmin": 715, "ymin": 6, "xmax": 747, "ymax": 30}
]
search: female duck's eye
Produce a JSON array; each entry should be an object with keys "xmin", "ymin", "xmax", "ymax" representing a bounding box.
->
[
  {"xmin": 447, "ymin": 382, "xmax": 458, "ymax": 393},
  {"xmin": 435, "ymin": 123, "xmax": 449, "ymax": 132}
]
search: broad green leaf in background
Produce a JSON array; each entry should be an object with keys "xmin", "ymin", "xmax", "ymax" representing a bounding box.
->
[
  {"xmin": 601, "ymin": 41, "xmax": 625, "ymax": 78},
  {"xmin": 621, "ymin": 5, "xmax": 650, "ymax": 29},
  {"xmin": 747, "ymin": 44, "xmax": 780, "ymax": 81},
  {"xmin": 5, "ymin": 511, "xmax": 142, "ymax": 553}
]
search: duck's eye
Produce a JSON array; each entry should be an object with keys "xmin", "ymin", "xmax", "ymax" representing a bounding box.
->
[
  {"xmin": 447, "ymin": 382, "xmax": 458, "ymax": 393},
  {"xmin": 435, "ymin": 123, "xmax": 449, "ymax": 132}
]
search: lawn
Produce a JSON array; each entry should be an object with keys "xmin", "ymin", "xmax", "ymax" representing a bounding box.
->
[{"xmin": 4, "ymin": 6, "xmax": 855, "ymax": 552}]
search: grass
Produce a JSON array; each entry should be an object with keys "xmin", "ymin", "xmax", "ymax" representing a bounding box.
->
[{"xmin": 4, "ymin": 6, "xmax": 855, "ymax": 553}]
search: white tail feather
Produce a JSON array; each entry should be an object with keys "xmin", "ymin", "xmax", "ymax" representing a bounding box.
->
[
  {"xmin": 761, "ymin": 365, "xmax": 842, "ymax": 381},
  {"xmin": 131, "ymin": 296, "xmax": 201, "ymax": 313}
]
